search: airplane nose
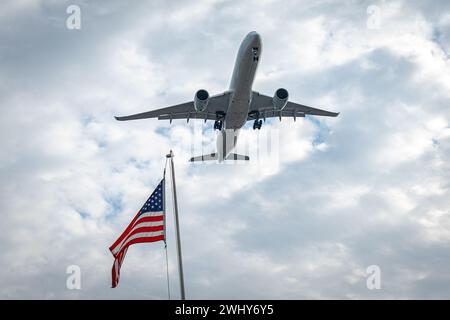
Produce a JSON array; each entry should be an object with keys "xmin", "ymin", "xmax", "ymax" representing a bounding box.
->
[{"xmin": 248, "ymin": 31, "xmax": 261, "ymax": 46}]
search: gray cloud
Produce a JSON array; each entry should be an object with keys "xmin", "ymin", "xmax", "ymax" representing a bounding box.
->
[{"xmin": 0, "ymin": 0, "xmax": 449, "ymax": 299}]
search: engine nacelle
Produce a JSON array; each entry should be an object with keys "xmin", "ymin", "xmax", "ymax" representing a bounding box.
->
[
  {"xmin": 272, "ymin": 88, "xmax": 289, "ymax": 110},
  {"xmin": 194, "ymin": 89, "xmax": 209, "ymax": 112}
]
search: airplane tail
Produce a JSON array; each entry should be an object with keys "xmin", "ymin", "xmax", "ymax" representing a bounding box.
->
[{"xmin": 189, "ymin": 153, "xmax": 250, "ymax": 162}]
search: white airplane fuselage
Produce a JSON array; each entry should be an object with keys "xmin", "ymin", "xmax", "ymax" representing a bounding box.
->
[{"xmin": 216, "ymin": 31, "xmax": 261, "ymax": 161}]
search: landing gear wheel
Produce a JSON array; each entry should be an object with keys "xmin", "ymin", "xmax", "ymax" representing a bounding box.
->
[
  {"xmin": 214, "ymin": 120, "xmax": 223, "ymax": 130},
  {"xmin": 253, "ymin": 119, "xmax": 262, "ymax": 130}
]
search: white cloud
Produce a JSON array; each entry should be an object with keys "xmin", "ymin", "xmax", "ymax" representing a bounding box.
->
[{"xmin": 0, "ymin": 0, "xmax": 450, "ymax": 299}]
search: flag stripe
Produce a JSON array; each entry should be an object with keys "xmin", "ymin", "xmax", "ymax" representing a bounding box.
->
[
  {"xmin": 135, "ymin": 215, "xmax": 164, "ymax": 223},
  {"xmin": 109, "ymin": 213, "xmax": 164, "ymax": 250},
  {"xmin": 125, "ymin": 220, "xmax": 164, "ymax": 230},
  {"xmin": 121, "ymin": 235, "xmax": 165, "ymax": 250},
  {"xmin": 113, "ymin": 230, "xmax": 165, "ymax": 255},
  {"xmin": 112, "ymin": 247, "xmax": 128, "ymax": 288},
  {"xmin": 111, "ymin": 226, "xmax": 164, "ymax": 255},
  {"xmin": 110, "ymin": 213, "xmax": 164, "ymax": 256},
  {"xmin": 114, "ymin": 235, "xmax": 165, "ymax": 260},
  {"xmin": 109, "ymin": 215, "xmax": 141, "ymax": 250},
  {"xmin": 111, "ymin": 217, "xmax": 164, "ymax": 247}
]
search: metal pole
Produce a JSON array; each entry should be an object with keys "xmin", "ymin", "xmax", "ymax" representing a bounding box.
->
[
  {"xmin": 166, "ymin": 150, "xmax": 186, "ymax": 300},
  {"xmin": 162, "ymin": 169, "xmax": 171, "ymax": 300}
]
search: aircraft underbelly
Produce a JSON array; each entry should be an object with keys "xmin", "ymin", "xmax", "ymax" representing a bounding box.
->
[
  {"xmin": 225, "ymin": 98, "xmax": 249, "ymax": 129},
  {"xmin": 226, "ymin": 45, "xmax": 256, "ymax": 130}
]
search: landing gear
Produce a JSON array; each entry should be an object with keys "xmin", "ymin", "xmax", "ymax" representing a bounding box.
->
[
  {"xmin": 214, "ymin": 120, "xmax": 223, "ymax": 130},
  {"xmin": 253, "ymin": 119, "xmax": 262, "ymax": 130},
  {"xmin": 214, "ymin": 111, "xmax": 225, "ymax": 130}
]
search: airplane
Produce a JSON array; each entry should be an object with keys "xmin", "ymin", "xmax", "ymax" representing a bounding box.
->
[{"xmin": 115, "ymin": 31, "xmax": 339, "ymax": 162}]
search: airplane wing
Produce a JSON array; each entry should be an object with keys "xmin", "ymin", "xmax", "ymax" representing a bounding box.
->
[
  {"xmin": 248, "ymin": 91, "xmax": 339, "ymax": 120},
  {"xmin": 115, "ymin": 92, "xmax": 231, "ymax": 122}
]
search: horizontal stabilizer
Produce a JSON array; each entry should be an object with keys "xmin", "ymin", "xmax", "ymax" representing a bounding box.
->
[
  {"xmin": 225, "ymin": 153, "xmax": 250, "ymax": 161},
  {"xmin": 189, "ymin": 153, "xmax": 218, "ymax": 162}
]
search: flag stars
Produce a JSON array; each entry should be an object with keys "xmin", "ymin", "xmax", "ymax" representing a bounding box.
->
[{"xmin": 139, "ymin": 179, "xmax": 165, "ymax": 214}]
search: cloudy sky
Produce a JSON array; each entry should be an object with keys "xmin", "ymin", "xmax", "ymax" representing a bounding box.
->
[{"xmin": 1, "ymin": 0, "xmax": 450, "ymax": 299}]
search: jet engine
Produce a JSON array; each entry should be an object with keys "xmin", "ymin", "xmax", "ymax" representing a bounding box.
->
[
  {"xmin": 272, "ymin": 88, "xmax": 289, "ymax": 110},
  {"xmin": 194, "ymin": 89, "xmax": 209, "ymax": 112}
]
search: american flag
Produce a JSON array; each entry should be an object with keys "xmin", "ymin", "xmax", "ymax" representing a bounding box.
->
[{"xmin": 109, "ymin": 179, "xmax": 165, "ymax": 288}]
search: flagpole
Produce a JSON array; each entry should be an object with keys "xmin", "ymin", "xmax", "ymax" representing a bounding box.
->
[
  {"xmin": 166, "ymin": 150, "xmax": 186, "ymax": 300},
  {"xmin": 162, "ymin": 163, "xmax": 171, "ymax": 300}
]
